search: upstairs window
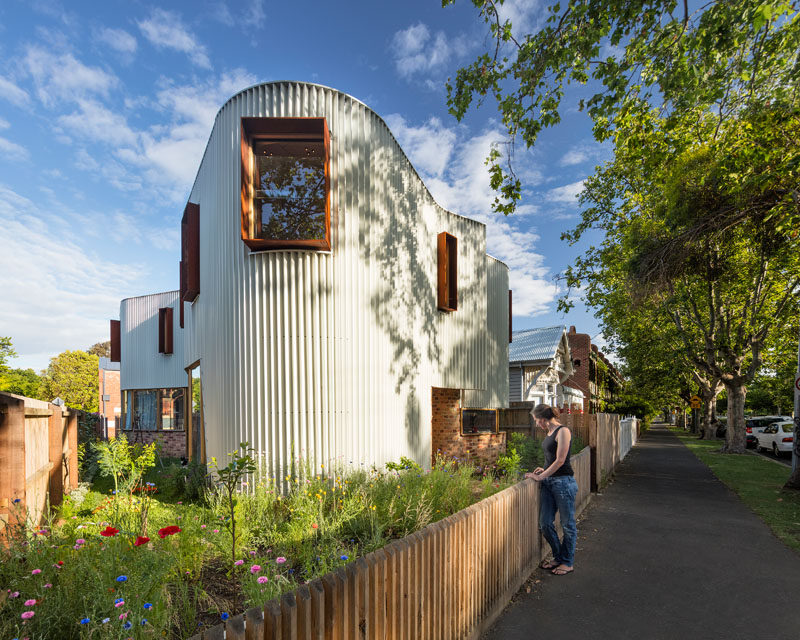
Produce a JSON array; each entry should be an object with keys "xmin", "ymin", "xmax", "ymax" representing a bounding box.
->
[
  {"xmin": 437, "ymin": 232, "xmax": 457, "ymax": 312},
  {"xmin": 158, "ymin": 307, "xmax": 173, "ymax": 354},
  {"xmin": 461, "ymin": 408, "xmax": 498, "ymax": 435},
  {"xmin": 110, "ymin": 320, "xmax": 120, "ymax": 362},
  {"xmin": 241, "ymin": 117, "xmax": 331, "ymax": 251}
]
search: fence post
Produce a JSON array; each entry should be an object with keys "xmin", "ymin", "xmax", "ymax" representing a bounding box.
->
[
  {"xmin": 48, "ymin": 404, "xmax": 64, "ymax": 507},
  {"xmin": 265, "ymin": 598, "xmax": 283, "ymax": 640},
  {"xmin": 307, "ymin": 578, "xmax": 325, "ymax": 640},
  {"xmin": 296, "ymin": 584, "xmax": 312, "ymax": 640},
  {"xmin": 281, "ymin": 592, "xmax": 298, "ymax": 639},
  {"xmin": 225, "ymin": 613, "xmax": 246, "ymax": 640},
  {"xmin": 245, "ymin": 606, "xmax": 265, "ymax": 640}
]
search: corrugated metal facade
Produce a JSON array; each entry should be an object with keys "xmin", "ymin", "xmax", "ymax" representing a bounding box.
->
[
  {"xmin": 120, "ymin": 291, "xmax": 185, "ymax": 390},
  {"xmin": 122, "ymin": 82, "xmax": 508, "ymax": 476}
]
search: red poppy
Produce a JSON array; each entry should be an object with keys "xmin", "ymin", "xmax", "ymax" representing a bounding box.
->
[
  {"xmin": 133, "ymin": 536, "xmax": 150, "ymax": 546},
  {"xmin": 57, "ymin": 561, "xmax": 64, "ymax": 566},
  {"xmin": 100, "ymin": 526, "xmax": 119, "ymax": 537},
  {"xmin": 311, "ymin": 523, "xmax": 318, "ymax": 529},
  {"xmin": 157, "ymin": 526, "xmax": 182, "ymax": 539}
]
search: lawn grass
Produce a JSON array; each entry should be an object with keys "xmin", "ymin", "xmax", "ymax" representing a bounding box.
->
[{"xmin": 669, "ymin": 427, "xmax": 800, "ymax": 553}]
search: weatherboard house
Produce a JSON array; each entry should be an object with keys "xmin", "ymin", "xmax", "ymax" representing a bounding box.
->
[{"xmin": 111, "ymin": 81, "xmax": 510, "ymax": 477}]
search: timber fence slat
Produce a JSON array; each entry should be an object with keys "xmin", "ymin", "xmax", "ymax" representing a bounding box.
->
[
  {"xmin": 366, "ymin": 550, "xmax": 384, "ymax": 640},
  {"xmin": 265, "ymin": 598, "xmax": 282, "ymax": 640},
  {"xmin": 344, "ymin": 563, "xmax": 357, "ymax": 640},
  {"xmin": 296, "ymin": 584, "xmax": 311, "ymax": 640},
  {"xmin": 226, "ymin": 613, "xmax": 246, "ymax": 640},
  {"xmin": 383, "ymin": 542, "xmax": 398, "ymax": 640},
  {"xmin": 245, "ymin": 606, "xmax": 265, "ymax": 640},
  {"xmin": 334, "ymin": 567, "xmax": 349, "ymax": 640},
  {"xmin": 308, "ymin": 578, "xmax": 325, "ymax": 640},
  {"xmin": 321, "ymin": 570, "xmax": 339, "ymax": 640},
  {"xmin": 203, "ymin": 624, "xmax": 225, "ymax": 640},
  {"xmin": 406, "ymin": 532, "xmax": 419, "ymax": 640},
  {"xmin": 281, "ymin": 592, "xmax": 298, "ymax": 639},
  {"xmin": 354, "ymin": 557, "xmax": 369, "ymax": 639}
]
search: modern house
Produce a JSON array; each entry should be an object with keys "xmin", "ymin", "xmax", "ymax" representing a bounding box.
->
[
  {"xmin": 508, "ymin": 326, "xmax": 584, "ymax": 409},
  {"xmin": 563, "ymin": 326, "xmax": 624, "ymax": 413},
  {"xmin": 111, "ymin": 81, "xmax": 510, "ymax": 476}
]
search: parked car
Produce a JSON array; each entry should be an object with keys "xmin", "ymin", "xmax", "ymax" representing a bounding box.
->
[
  {"xmin": 745, "ymin": 416, "xmax": 791, "ymax": 448},
  {"xmin": 755, "ymin": 421, "xmax": 795, "ymax": 458}
]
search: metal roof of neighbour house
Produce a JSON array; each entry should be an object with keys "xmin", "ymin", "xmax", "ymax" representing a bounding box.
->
[{"xmin": 509, "ymin": 326, "xmax": 567, "ymax": 364}]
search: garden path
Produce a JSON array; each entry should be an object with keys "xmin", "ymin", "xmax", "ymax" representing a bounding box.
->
[{"xmin": 483, "ymin": 424, "xmax": 800, "ymax": 640}]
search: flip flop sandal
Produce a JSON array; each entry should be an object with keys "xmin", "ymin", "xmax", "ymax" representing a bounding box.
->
[
  {"xmin": 539, "ymin": 560, "xmax": 559, "ymax": 570},
  {"xmin": 551, "ymin": 566, "xmax": 574, "ymax": 576}
]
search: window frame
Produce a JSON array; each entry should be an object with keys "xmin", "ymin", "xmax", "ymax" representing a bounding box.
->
[
  {"xmin": 240, "ymin": 117, "xmax": 331, "ymax": 252},
  {"xmin": 437, "ymin": 231, "xmax": 458, "ymax": 312},
  {"xmin": 121, "ymin": 387, "xmax": 187, "ymax": 432},
  {"xmin": 158, "ymin": 307, "xmax": 173, "ymax": 355},
  {"xmin": 460, "ymin": 407, "xmax": 499, "ymax": 436}
]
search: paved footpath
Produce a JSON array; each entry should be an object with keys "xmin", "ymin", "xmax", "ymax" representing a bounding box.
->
[{"xmin": 483, "ymin": 424, "xmax": 800, "ymax": 640}]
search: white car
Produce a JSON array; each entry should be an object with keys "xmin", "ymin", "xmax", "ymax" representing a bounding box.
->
[{"xmin": 755, "ymin": 421, "xmax": 795, "ymax": 458}]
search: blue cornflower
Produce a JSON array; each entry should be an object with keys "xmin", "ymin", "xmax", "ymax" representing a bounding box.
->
[
  {"xmin": 116, "ymin": 575, "xmax": 128, "ymax": 582},
  {"xmin": 141, "ymin": 619, "xmax": 148, "ymax": 625},
  {"xmin": 13, "ymin": 498, "xmax": 21, "ymax": 503},
  {"xmin": 114, "ymin": 598, "xmax": 124, "ymax": 605},
  {"xmin": 102, "ymin": 618, "xmax": 110, "ymax": 624},
  {"xmin": 123, "ymin": 621, "xmax": 132, "ymax": 630},
  {"xmin": 143, "ymin": 603, "xmax": 153, "ymax": 610},
  {"xmin": 80, "ymin": 618, "xmax": 90, "ymax": 624},
  {"xmin": 221, "ymin": 612, "xmax": 229, "ymax": 621},
  {"xmin": 340, "ymin": 555, "xmax": 348, "ymax": 560}
]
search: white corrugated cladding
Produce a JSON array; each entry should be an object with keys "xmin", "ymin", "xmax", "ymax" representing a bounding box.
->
[
  {"xmin": 182, "ymin": 81, "xmax": 507, "ymax": 476},
  {"xmin": 120, "ymin": 291, "xmax": 185, "ymax": 390},
  {"xmin": 464, "ymin": 256, "xmax": 510, "ymax": 408}
]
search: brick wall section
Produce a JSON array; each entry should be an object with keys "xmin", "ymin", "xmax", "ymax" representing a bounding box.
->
[
  {"xmin": 563, "ymin": 326, "xmax": 591, "ymax": 412},
  {"xmin": 431, "ymin": 387, "xmax": 506, "ymax": 467},
  {"xmin": 98, "ymin": 367, "xmax": 121, "ymax": 438},
  {"xmin": 124, "ymin": 431, "xmax": 186, "ymax": 458}
]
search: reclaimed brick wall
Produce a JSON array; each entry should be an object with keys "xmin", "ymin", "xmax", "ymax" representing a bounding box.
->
[
  {"xmin": 124, "ymin": 430, "xmax": 186, "ymax": 458},
  {"xmin": 98, "ymin": 368, "xmax": 121, "ymax": 438},
  {"xmin": 431, "ymin": 387, "xmax": 506, "ymax": 467},
  {"xmin": 564, "ymin": 326, "xmax": 591, "ymax": 412}
]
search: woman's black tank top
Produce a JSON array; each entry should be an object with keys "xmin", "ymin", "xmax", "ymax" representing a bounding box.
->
[{"xmin": 542, "ymin": 425, "xmax": 574, "ymax": 476}]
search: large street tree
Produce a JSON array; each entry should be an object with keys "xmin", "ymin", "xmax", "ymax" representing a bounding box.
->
[{"xmin": 39, "ymin": 350, "xmax": 99, "ymax": 412}]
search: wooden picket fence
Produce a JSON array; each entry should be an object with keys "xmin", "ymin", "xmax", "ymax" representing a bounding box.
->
[{"xmin": 191, "ymin": 448, "xmax": 591, "ymax": 640}]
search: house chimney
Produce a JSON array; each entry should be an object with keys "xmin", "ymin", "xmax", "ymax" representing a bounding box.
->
[{"xmin": 569, "ymin": 326, "xmax": 576, "ymax": 334}]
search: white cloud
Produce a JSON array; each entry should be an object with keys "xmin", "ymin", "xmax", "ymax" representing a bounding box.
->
[
  {"xmin": 97, "ymin": 27, "xmax": 138, "ymax": 54},
  {"xmin": 0, "ymin": 137, "xmax": 30, "ymax": 161},
  {"xmin": 494, "ymin": 0, "xmax": 545, "ymax": 37},
  {"xmin": 0, "ymin": 75, "xmax": 31, "ymax": 107},
  {"xmin": 560, "ymin": 148, "xmax": 589, "ymax": 166},
  {"xmin": 0, "ymin": 117, "xmax": 9, "ymax": 129},
  {"xmin": 547, "ymin": 180, "xmax": 585, "ymax": 204},
  {"xmin": 24, "ymin": 46, "xmax": 118, "ymax": 106},
  {"xmin": 391, "ymin": 23, "xmax": 466, "ymax": 80},
  {"xmin": 57, "ymin": 99, "xmax": 138, "ymax": 146},
  {"xmin": 137, "ymin": 9, "xmax": 211, "ymax": 69},
  {"xmin": 0, "ymin": 185, "xmax": 148, "ymax": 371},
  {"xmin": 387, "ymin": 114, "xmax": 557, "ymax": 316}
]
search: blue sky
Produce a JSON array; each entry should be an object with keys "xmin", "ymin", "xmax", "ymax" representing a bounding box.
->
[{"xmin": 0, "ymin": 0, "xmax": 610, "ymax": 372}]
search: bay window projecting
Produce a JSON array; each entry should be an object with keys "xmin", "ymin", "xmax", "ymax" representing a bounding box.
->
[{"xmin": 241, "ymin": 117, "xmax": 331, "ymax": 251}]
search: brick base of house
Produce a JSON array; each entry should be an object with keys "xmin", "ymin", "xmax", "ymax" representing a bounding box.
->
[
  {"xmin": 431, "ymin": 387, "xmax": 506, "ymax": 468},
  {"xmin": 122, "ymin": 430, "xmax": 186, "ymax": 459}
]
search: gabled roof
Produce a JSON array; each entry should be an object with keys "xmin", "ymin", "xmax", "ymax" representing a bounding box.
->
[{"xmin": 509, "ymin": 326, "xmax": 567, "ymax": 364}]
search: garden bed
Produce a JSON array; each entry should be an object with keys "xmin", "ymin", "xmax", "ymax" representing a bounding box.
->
[{"xmin": 1, "ymin": 441, "xmax": 512, "ymax": 639}]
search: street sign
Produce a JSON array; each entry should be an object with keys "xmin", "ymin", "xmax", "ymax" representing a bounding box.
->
[{"xmin": 690, "ymin": 395, "xmax": 701, "ymax": 409}]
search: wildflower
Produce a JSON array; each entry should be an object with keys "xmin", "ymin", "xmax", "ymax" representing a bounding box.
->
[
  {"xmin": 143, "ymin": 603, "xmax": 153, "ymax": 610},
  {"xmin": 9, "ymin": 591, "xmax": 19, "ymax": 598},
  {"xmin": 21, "ymin": 611, "xmax": 35, "ymax": 619},
  {"xmin": 57, "ymin": 560, "xmax": 64, "ymax": 566},
  {"xmin": 200, "ymin": 524, "xmax": 206, "ymax": 529},
  {"xmin": 24, "ymin": 599, "xmax": 36, "ymax": 606},
  {"xmin": 102, "ymin": 617, "xmax": 110, "ymax": 623},
  {"xmin": 100, "ymin": 526, "xmax": 119, "ymax": 537},
  {"xmin": 234, "ymin": 560, "xmax": 244, "ymax": 566},
  {"xmin": 177, "ymin": 501, "xmax": 183, "ymax": 505},
  {"xmin": 80, "ymin": 617, "xmax": 91, "ymax": 624},
  {"xmin": 141, "ymin": 619, "xmax": 148, "ymax": 625},
  {"xmin": 275, "ymin": 557, "xmax": 286, "ymax": 564},
  {"xmin": 221, "ymin": 613, "xmax": 229, "ymax": 621},
  {"xmin": 340, "ymin": 555, "xmax": 348, "ymax": 561},
  {"xmin": 114, "ymin": 599, "xmax": 125, "ymax": 607},
  {"xmin": 249, "ymin": 550, "xmax": 257, "ymax": 556},
  {"xmin": 123, "ymin": 621, "xmax": 132, "ymax": 630},
  {"xmin": 311, "ymin": 523, "xmax": 318, "ymax": 529},
  {"xmin": 13, "ymin": 498, "xmax": 21, "ymax": 503},
  {"xmin": 116, "ymin": 575, "xmax": 128, "ymax": 582},
  {"xmin": 31, "ymin": 569, "xmax": 42, "ymax": 575},
  {"xmin": 250, "ymin": 565, "xmax": 261, "ymax": 574},
  {"xmin": 119, "ymin": 612, "xmax": 128, "ymax": 620},
  {"xmin": 43, "ymin": 584, "xmax": 52, "ymax": 589},
  {"xmin": 157, "ymin": 525, "xmax": 181, "ymax": 538},
  {"xmin": 133, "ymin": 536, "xmax": 150, "ymax": 546},
  {"xmin": 257, "ymin": 576, "xmax": 269, "ymax": 584},
  {"xmin": 212, "ymin": 529, "xmax": 219, "ymax": 533}
]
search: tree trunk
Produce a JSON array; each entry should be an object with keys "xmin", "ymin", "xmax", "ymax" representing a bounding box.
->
[
  {"xmin": 723, "ymin": 382, "xmax": 747, "ymax": 453},
  {"xmin": 702, "ymin": 398, "xmax": 716, "ymax": 440},
  {"xmin": 786, "ymin": 416, "xmax": 800, "ymax": 488}
]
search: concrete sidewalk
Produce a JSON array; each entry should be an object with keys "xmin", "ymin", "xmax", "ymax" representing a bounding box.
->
[{"xmin": 483, "ymin": 424, "xmax": 800, "ymax": 640}]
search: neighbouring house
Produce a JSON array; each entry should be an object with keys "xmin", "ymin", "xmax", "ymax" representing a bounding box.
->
[
  {"xmin": 111, "ymin": 81, "xmax": 510, "ymax": 476},
  {"xmin": 508, "ymin": 326, "xmax": 584, "ymax": 410},
  {"xmin": 563, "ymin": 326, "xmax": 624, "ymax": 413},
  {"xmin": 98, "ymin": 357, "xmax": 121, "ymax": 439}
]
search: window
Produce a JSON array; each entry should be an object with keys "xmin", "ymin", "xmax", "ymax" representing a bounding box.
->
[
  {"xmin": 240, "ymin": 117, "xmax": 331, "ymax": 251},
  {"xmin": 461, "ymin": 408, "xmax": 498, "ymax": 435},
  {"xmin": 110, "ymin": 319, "xmax": 120, "ymax": 362},
  {"xmin": 122, "ymin": 388, "xmax": 186, "ymax": 431},
  {"xmin": 437, "ymin": 232, "xmax": 457, "ymax": 312},
  {"xmin": 158, "ymin": 307, "xmax": 173, "ymax": 354}
]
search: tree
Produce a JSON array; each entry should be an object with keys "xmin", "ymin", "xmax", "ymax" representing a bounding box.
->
[
  {"xmin": 0, "ymin": 336, "xmax": 16, "ymax": 372},
  {"xmin": 87, "ymin": 341, "xmax": 111, "ymax": 358},
  {"xmin": 446, "ymin": 0, "xmax": 800, "ymax": 220},
  {"xmin": 0, "ymin": 368, "xmax": 43, "ymax": 398},
  {"xmin": 39, "ymin": 350, "xmax": 99, "ymax": 412}
]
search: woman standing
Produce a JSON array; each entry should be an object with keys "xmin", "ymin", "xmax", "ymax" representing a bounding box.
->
[{"xmin": 524, "ymin": 404, "xmax": 577, "ymax": 576}]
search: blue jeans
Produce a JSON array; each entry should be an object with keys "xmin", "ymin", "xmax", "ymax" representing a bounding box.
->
[{"xmin": 539, "ymin": 475, "xmax": 578, "ymax": 566}]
